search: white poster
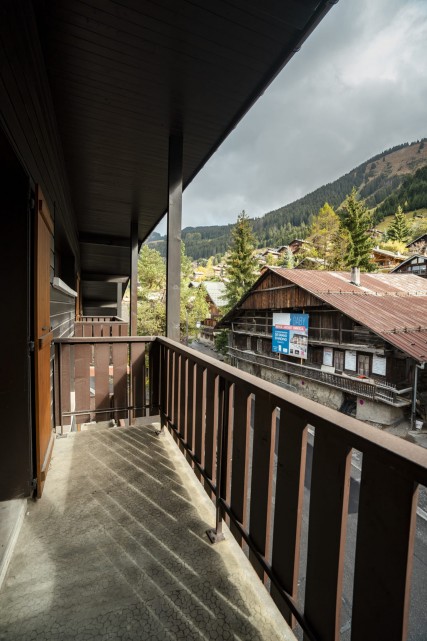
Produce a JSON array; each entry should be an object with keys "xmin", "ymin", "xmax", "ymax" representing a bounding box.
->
[
  {"xmin": 323, "ymin": 347, "xmax": 333, "ymax": 367},
  {"xmin": 345, "ymin": 350, "xmax": 357, "ymax": 371},
  {"xmin": 372, "ymin": 355, "xmax": 386, "ymax": 376}
]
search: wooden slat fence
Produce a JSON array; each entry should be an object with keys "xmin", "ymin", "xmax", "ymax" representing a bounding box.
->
[
  {"xmin": 157, "ymin": 337, "xmax": 427, "ymax": 641},
  {"xmin": 55, "ymin": 336, "xmax": 156, "ymax": 430}
]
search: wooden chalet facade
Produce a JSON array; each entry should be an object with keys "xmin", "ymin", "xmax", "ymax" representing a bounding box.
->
[
  {"xmin": 221, "ymin": 267, "xmax": 427, "ymax": 425},
  {"xmin": 392, "ymin": 254, "xmax": 427, "ymax": 278}
]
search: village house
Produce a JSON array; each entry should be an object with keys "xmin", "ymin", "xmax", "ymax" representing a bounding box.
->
[
  {"xmin": 371, "ymin": 247, "xmax": 407, "ymax": 271},
  {"xmin": 189, "ymin": 281, "xmax": 227, "ymax": 341},
  {"xmin": 391, "ymin": 254, "xmax": 427, "ymax": 278},
  {"xmin": 220, "ymin": 267, "xmax": 427, "ymax": 426},
  {"xmin": 406, "ymin": 233, "xmax": 427, "ymax": 254}
]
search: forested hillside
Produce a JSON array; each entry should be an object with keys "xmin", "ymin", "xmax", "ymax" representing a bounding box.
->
[{"xmin": 147, "ymin": 139, "xmax": 427, "ymax": 260}]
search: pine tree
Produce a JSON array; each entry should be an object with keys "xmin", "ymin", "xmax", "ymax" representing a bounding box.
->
[
  {"xmin": 340, "ymin": 188, "xmax": 374, "ymax": 270},
  {"xmin": 387, "ymin": 205, "xmax": 410, "ymax": 243},
  {"xmin": 224, "ymin": 211, "xmax": 257, "ymax": 309}
]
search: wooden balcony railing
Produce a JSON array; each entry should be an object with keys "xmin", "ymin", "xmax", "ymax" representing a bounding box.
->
[
  {"xmin": 54, "ymin": 336, "xmax": 158, "ymax": 430},
  {"xmin": 229, "ymin": 347, "xmax": 412, "ymax": 407},
  {"xmin": 231, "ymin": 319, "xmax": 382, "ymax": 347},
  {"xmin": 75, "ymin": 316, "xmax": 129, "ymax": 338},
  {"xmin": 156, "ymin": 337, "xmax": 426, "ymax": 641},
  {"xmin": 54, "ymin": 335, "xmax": 427, "ymax": 641}
]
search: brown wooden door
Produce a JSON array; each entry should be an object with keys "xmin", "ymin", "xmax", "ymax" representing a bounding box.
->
[{"xmin": 34, "ymin": 186, "xmax": 54, "ymax": 498}]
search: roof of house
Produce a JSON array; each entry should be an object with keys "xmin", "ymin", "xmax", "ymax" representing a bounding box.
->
[
  {"xmin": 371, "ymin": 247, "xmax": 407, "ymax": 259},
  {"xmin": 391, "ymin": 255, "xmax": 427, "ymax": 271},
  {"xmin": 406, "ymin": 233, "xmax": 427, "ymax": 247},
  {"xmin": 222, "ymin": 268, "xmax": 427, "ymax": 362},
  {"xmin": 203, "ymin": 281, "xmax": 228, "ymax": 308}
]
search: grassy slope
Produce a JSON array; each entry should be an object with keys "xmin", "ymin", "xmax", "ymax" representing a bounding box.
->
[{"xmin": 376, "ymin": 208, "xmax": 427, "ymax": 232}]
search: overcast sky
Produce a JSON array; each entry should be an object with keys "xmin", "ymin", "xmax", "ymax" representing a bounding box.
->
[{"xmin": 159, "ymin": 0, "xmax": 427, "ymax": 234}]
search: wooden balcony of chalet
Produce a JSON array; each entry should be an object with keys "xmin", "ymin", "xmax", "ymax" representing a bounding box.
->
[{"xmin": 2, "ymin": 333, "xmax": 426, "ymax": 641}]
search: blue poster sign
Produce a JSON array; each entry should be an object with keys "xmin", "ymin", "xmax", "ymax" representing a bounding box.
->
[{"xmin": 272, "ymin": 313, "xmax": 309, "ymax": 359}]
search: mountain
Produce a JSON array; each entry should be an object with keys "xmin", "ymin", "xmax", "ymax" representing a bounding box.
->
[{"xmin": 147, "ymin": 139, "xmax": 427, "ymax": 260}]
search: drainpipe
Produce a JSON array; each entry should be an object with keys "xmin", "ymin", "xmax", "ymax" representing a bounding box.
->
[{"xmin": 411, "ymin": 362, "xmax": 425, "ymax": 429}]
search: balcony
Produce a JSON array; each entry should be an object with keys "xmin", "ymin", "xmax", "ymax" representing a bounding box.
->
[
  {"xmin": 2, "ymin": 335, "xmax": 427, "ymax": 641},
  {"xmin": 229, "ymin": 347, "xmax": 412, "ymax": 407}
]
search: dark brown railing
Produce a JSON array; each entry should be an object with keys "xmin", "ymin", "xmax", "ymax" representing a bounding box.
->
[
  {"xmin": 53, "ymin": 335, "xmax": 427, "ymax": 641},
  {"xmin": 54, "ymin": 336, "xmax": 158, "ymax": 431},
  {"xmin": 75, "ymin": 317, "xmax": 129, "ymax": 338},
  {"xmin": 231, "ymin": 319, "xmax": 381, "ymax": 347},
  {"xmin": 156, "ymin": 337, "xmax": 427, "ymax": 641},
  {"xmin": 229, "ymin": 347, "xmax": 412, "ymax": 406}
]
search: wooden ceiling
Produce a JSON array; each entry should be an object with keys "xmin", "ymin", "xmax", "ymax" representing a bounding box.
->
[{"xmin": 35, "ymin": 0, "xmax": 335, "ymax": 310}]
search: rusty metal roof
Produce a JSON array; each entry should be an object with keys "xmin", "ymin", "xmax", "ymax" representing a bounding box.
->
[{"xmin": 249, "ymin": 269, "xmax": 427, "ymax": 362}]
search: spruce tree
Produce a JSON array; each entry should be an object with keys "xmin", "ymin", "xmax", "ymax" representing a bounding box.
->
[
  {"xmin": 387, "ymin": 205, "xmax": 410, "ymax": 243},
  {"xmin": 340, "ymin": 188, "xmax": 374, "ymax": 271},
  {"xmin": 224, "ymin": 211, "xmax": 257, "ymax": 309}
]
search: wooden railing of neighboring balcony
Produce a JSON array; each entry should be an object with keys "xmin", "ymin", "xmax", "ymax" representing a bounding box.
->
[
  {"xmin": 54, "ymin": 336, "xmax": 158, "ymax": 430},
  {"xmin": 75, "ymin": 317, "xmax": 129, "ymax": 338},
  {"xmin": 156, "ymin": 336, "xmax": 427, "ymax": 641},
  {"xmin": 229, "ymin": 347, "xmax": 412, "ymax": 406}
]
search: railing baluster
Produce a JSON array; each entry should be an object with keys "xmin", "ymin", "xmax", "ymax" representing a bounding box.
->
[
  {"xmin": 304, "ymin": 427, "xmax": 351, "ymax": 641},
  {"xmin": 270, "ymin": 408, "xmax": 308, "ymax": 627},
  {"xmin": 132, "ymin": 342, "xmax": 146, "ymax": 418},
  {"xmin": 249, "ymin": 391, "xmax": 276, "ymax": 582},
  {"xmin": 60, "ymin": 343, "xmax": 71, "ymax": 427},
  {"xmin": 194, "ymin": 365, "xmax": 205, "ymax": 480},
  {"xmin": 94, "ymin": 342, "xmax": 110, "ymax": 422},
  {"xmin": 112, "ymin": 342, "xmax": 127, "ymax": 421},
  {"xmin": 74, "ymin": 343, "xmax": 91, "ymax": 425},
  {"xmin": 204, "ymin": 370, "xmax": 218, "ymax": 496},
  {"xmin": 229, "ymin": 383, "xmax": 251, "ymax": 545},
  {"xmin": 178, "ymin": 355, "xmax": 187, "ymax": 444},
  {"xmin": 351, "ymin": 455, "xmax": 418, "ymax": 641},
  {"xmin": 186, "ymin": 360, "xmax": 196, "ymax": 463},
  {"xmin": 149, "ymin": 340, "xmax": 160, "ymax": 416}
]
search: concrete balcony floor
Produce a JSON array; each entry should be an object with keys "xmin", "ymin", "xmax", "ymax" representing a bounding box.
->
[{"xmin": 0, "ymin": 421, "xmax": 293, "ymax": 641}]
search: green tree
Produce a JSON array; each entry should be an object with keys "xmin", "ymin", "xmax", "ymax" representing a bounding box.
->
[
  {"xmin": 386, "ymin": 205, "xmax": 411, "ymax": 243},
  {"xmin": 137, "ymin": 245, "xmax": 166, "ymax": 335},
  {"xmin": 224, "ymin": 211, "xmax": 257, "ymax": 309},
  {"xmin": 278, "ymin": 246, "xmax": 294, "ymax": 268},
  {"xmin": 138, "ymin": 244, "xmax": 166, "ymax": 290},
  {"xmin": 137, "ymin": 242, "xmax": 208, "ymax": 339},
  {"xmin": 340, "ymin": 189, "xmax": 374, "ymax": 270},
  {"xmin": 309, "ymin": 202, "xmax": 346, "ymax": 269}
]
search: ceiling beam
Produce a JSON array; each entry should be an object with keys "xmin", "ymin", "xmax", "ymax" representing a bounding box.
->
[
  {"xmin": 81, "ymin": 272, "xmax": 129, "ymax": 283},
  {"xmin": 80, "ymin": 233, "xmax": 131, "ymax": 247}
]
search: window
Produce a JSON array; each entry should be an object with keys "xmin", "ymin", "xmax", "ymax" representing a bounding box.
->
[
  {"xmin": 334, "ymin": 350, "xmax": 344, "ymax": 372},
  {"xmin": 358, "ymin": 354, "xmax": 370, "ymax": 376}
]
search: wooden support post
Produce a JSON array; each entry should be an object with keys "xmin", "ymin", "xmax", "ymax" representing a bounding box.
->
[
  {"xmin": 130, "ymin": 221, "xmax": 138, "ymax": 336},
  {"xmin": 166, "ymin": 134, "xmax": 183, "ymax": 341}
]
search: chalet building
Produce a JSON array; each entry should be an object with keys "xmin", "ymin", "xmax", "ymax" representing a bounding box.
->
[
  {"xmin": 189, "ymin": 281, "xmax": 227, "ymax": 341},
  {"xmin": 1, "ymin": 3, "xmax": 425, "ymax": 641},
  {"xmin": 406, "ymin": 233, "xmax": 427, "ymax": 253},
  {"xmin": 220, "ymin": 267, "xmax": 427, "ymax": 426},
  {"xmin": 392, "ymin": 254, "xmax": 427, "ymax": 278},
  {"xmin": 371, "ymin": 247, "xmax": 407, "ymax": 271}
]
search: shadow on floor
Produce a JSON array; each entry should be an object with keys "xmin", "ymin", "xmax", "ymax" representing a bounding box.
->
[{"xmin": 0, "ymin": 423, "xmax": 286, "ymax": 641}]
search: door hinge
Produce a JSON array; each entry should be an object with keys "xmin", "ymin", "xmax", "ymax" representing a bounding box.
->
[
  {"xmin": 28, "ymin": 341, "xmax": 35, "ymax": 353},
  {"xmin": 31, "ymin": 478, "xmax": 37, "ymax": 492}
]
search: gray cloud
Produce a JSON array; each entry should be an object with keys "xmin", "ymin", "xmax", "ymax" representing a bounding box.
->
[{"xmin": 169, "ymin": 0, "xmax": 427, "ymax": 232}]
